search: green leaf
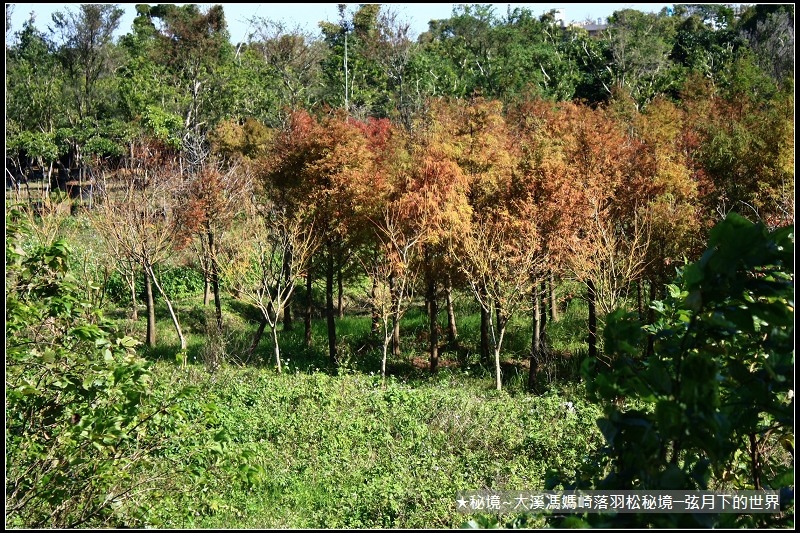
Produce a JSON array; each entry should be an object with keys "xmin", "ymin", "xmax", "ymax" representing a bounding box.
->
[
  {"xmin": 683, "ymin": 263, "xmax": 704, "ymax": 287},
  {"xmin": 117, "ymin": 336, "xmax": 140, "ymax": 348}
]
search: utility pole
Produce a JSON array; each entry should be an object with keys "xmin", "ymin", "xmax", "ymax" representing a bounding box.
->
[{"xmin": 344, "ymin": 31, "xmax": 349, "ymax": 112}]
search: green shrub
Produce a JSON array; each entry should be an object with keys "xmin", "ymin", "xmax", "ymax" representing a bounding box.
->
[
  {"xmin": 5, "ymin": 210, "xmax": 157, "ymax": 527},
  {"xmin": 547, "ymin": 213, "xmax": 794, "ymax": 528},
  {"xmin": 104, "ymin": 268, "xmax": 145, "ymax": 305},
  {"xmin": 153, "ymin": 264, "xmax": 205, "ymax": 301},
  {"xmin": 104, "ymin": 264, "xmax": 204, "ymax": 306},
  {"xmin": 5, "ymin": 211, "xmax": 260, "ymax": 528}
]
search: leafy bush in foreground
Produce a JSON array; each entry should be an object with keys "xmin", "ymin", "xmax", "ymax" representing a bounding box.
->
[
  {"xmin": 4, "ymin": 210, "xmax": 216, "ymax": 528},
  {"xmin": 548, "ymin": 213, "xmax": 794, "ymax": 528}
]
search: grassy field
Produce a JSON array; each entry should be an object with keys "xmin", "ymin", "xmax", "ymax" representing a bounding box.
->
[
  {"xmin": 94, "ymin": 273, "xmax": 602, "ymax": 528},
  {"xmin": 7, "ymin": 204, "xmax": 606, "ymax": 528},
  {"xmin": 133, "ymin": 360, "xmax": 603, "ymax": 528}
]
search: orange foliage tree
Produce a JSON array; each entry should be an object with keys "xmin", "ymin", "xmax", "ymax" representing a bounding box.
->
[
  {"xmin": 402, "ymin": 98, "xmax": 472, "ymax": 372},
  {"xmin": 511, "ymin": 97, "xmax": 648, "ymax": 364},
  {"xmin": 260, "ymin": 109, "xmax": 376, "ymax": 366},
  {"xmin": 173, "ymin": 160, "xmax": 255, "ymax": 330},
  {"xmin": 452, "ymin": 207, "xmax": 542, "ymax": 391},
  {"xmin": 684, "ymin": 75, "xmax": 794, "ymax": 230},
  {"xmin": 629, "ymin": 94, "xmax": 703, "ymax": 321}
]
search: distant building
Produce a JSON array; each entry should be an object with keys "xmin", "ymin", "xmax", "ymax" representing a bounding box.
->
[
  {"xmin": 545, "ymin": 8, "xmax": 608, "ymax": 37},
  {"xmin": 575, "ymin": 20, "xmax": 608, "ymax": 37}
]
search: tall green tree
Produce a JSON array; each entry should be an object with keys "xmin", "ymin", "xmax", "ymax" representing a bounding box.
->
[
  {"xmin": 143, "ymin": 4, "xmax": 233, "ymax": 130},
  {"xmin": 355, "ymin": 7, "xmax": 417, "ymax": 126},
  {"xmin": 319, "ymin": 4, "xmax": 390, "ymax": 118},
  {"xmin": 493, "ymin": 8, "xmax": 582, "ymax": 102},
  {"xmin": 415, "ymin": 4, "xmax": 500, "ymax": 99},
  {"xmin": 670, "ymin": 4, "xmax": 743, "ymax": 91},
  {"xmin": 6, "ymin": 17, "xmax": 65, "ymax": 134},
  {"xmin": 50, "ymin": 4, "xmax": 124, "ymax": 124},
  {"xmin": 604, "ymin": 8, "xmax": 682, "ymax": 109},
  {"xmin": 116, "ymin": 5, "xmax": 180, "ymax": 123}
]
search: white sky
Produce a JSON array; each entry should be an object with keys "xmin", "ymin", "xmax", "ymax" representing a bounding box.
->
[{"xmin": 7, "ymin": 3, "xmax": 675, "ymax": 44}]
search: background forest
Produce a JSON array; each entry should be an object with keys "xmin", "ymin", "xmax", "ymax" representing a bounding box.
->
[{"xmin": 5, "ymin": 3, "xmax": 794, "ymax": 529}]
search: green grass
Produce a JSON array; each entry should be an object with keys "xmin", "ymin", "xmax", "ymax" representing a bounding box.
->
[
  {"xmin": 94, "ymin": 280, "xmax": 604, "ymax": 528},
  {"xmin": 25, "ymin": 210, "xmax": 605, "ymax": 528},
  {"xmin": 132, "ymin": 361, "xmax": 603, "ymax": 529}
]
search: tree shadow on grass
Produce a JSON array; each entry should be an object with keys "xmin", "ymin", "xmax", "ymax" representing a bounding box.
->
[{"xmin": 225, "ymin": 299, "xmax": 263, "ymax": 324}]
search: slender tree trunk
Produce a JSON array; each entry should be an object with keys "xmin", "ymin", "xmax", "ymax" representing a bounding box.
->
[
  {"xmin": 283, "ymin": 245, "xmax": 293, "ymax": 331},
  {"xmin": 370, "ymin": 276, "xmax": 380, "ymax": 336},
  {"xmin": 587, "ymin": 278, "xmax": 597, "ymax": 360},
  {"xmin": 271, "ymin": 323, "xmax": 282, "ymax": 373},
  {"xmin": 43, "ymin": 161, "xmax": 53, "ymax": 201},
  {"xmin": 637, "ymin": 280, "xmax": 643, "ymax": 321},
  {"xmin": 337, "ymin": 260, "xmax": 344, "ymax": 318},
  {"xmin": 494, "ymin": 321, "xmax": 506, "ymax": 391},
  {"xmin": 389, "ymin": 273, "xmax": 400, "ymax": 357},
  {"xmin": 382, "ymin": 276, "xmax": 397, "ymax": 381},
  {"xmin": 129, "ymin": 267, "xmax": 138, "ymax": 321},
  {"xmin": 148, "ymin": 263, "xmax": 186, "ymax": 351},
  {"xmin": 283, "ymin": 299, "xmax": 293, "ymax": 331},
  {"xmin": 326, "ymin": 249, "xmax": 337, "ymax": 366},
  {"xmin": 391, "ymin": 318, "xmax": 401, "ymax": 358},
  {"xmin": 78, "ymin": 154, "xmax": 84, "ymax": 205},
  {"xmin": 494, "ymin": 283, "xmax": 503, "ymax": 345},
  {"xmin": 529, "ymin": 284, "xmax": 541, "ymax": 392},
  {"xmin": 480, "ymin": 285, "xmax": 490, "ymax": 366},
  {"xmin": 549, "ymin": 270, "xmax": 559, "ymax": 322},
  {"xmin": 249, "ymin": 318, "xmax": 268, "ymax": 358},
  {"xmin": 208, "ymin": 229, "xmax": 222, "ymax": 330},
  {"xmin": 88, "ymin": 166, "xmax": 94, "ymax": 210},
  {"xmin": 201, "ymin": 233, "xmax": 210, "ymax": 306},
  {"xmin": 540, "ymin": 280, "xmax": 548, "ymax": 337},
  {"xmin": 381, "ymin": 333, "xmax": 390, "ymax": 380},
  {"xmin": 428, "ymin": 275, "xmax": 439, "ymax": 374},
  {"xmin": 25, "ymin": 163, "xmax": 32, "ymax": 203},
  {"xmin": 305, "ymin": 258, "xmax": 313, "ymax": 348},
  {"xmin": 495, "ymin": 346, "xmax": 503, "ymax": 391},
  {"xmin": 539, "ymin": 278, "xmax": 548, "ymax": 323},
  {"xmin": 445, "ymin": 274, "xmax": 458, "ymax": 346},
  {"xmin": 144, "ymin": 264, "xmax": 155, "ymax": 347}
]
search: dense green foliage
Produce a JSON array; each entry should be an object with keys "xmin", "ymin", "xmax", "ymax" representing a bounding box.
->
[
  {"xmin": 4, "ymin": 209, "xmax": 263, "ymax": 528},
  {"xmin": 139, "ymin": 364, "xmax": 602, "ymax": 528},
  {"xmin": 4, "ymin": 2, "xmax": 794, "ymax": 529},
  {"xmin": 104, "ymin": 264, "xmax": 205, "ymax": 305},
  {"xmin": 5, "ymin": 209, "xmax": 153, "ymax": 527},
  {"xmin": 545, "ymin": 213, "xmax": 794, "ymax": 528}
]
